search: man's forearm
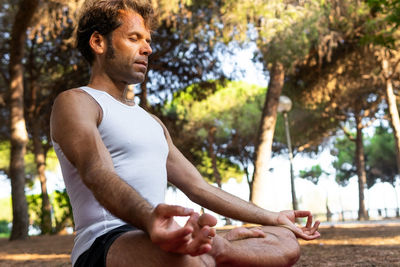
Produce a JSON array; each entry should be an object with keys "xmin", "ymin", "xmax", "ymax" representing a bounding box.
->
[
  {"xmin": 189, "ymin": 183, "xmax": 279, "ymax": 226},
  {"xmin": 81, "ymin": 167, "xmax": 153, "ymax": 232}
]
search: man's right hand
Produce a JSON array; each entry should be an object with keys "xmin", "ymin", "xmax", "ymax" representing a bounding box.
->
[{"xmin": 148, "ymin": 204, "xmax": 217, "ymax": 256}]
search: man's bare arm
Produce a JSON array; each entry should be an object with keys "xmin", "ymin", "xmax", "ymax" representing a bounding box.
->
[
  {"xmin": 51, "ymin": 89, "xmax": 156, "ymax": 231},
  {"xmin": 50, "ymin": 89, "xmax": 216, "ymax": 254},
  {"xmin": 154, "ymin": 117, "xmax": 320, "ymax": 240}
]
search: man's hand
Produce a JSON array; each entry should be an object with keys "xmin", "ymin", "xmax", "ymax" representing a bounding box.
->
[
  {"xmin": 148, "ymin": 204, "xmax": 217, "ymax": 256},
  {"xmin": 276, "ymin": 210, "xmax": 321, "ymax": 240}
]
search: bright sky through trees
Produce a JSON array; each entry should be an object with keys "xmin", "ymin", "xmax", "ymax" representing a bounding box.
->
[{"xmin": 0, "ymin": 40, "xmax": 399, "ymax": 226}]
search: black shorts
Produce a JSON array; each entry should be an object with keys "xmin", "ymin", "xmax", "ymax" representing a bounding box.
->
[{"xmin": 74, "ymin": 224, "xmax": 137, "ymax": 267}]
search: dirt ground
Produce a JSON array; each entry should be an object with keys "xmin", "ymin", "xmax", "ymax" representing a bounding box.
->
[{"xmin": 0, "ymin": 221, "xmax": 399, "ymax": 266}]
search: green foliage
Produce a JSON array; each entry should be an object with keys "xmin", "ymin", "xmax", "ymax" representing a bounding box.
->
[
  {"xmin": 53, "ymin": 189, "xmax": 74, "ymax": 232},
  {"xmin": 272, "ymin": 103, "xmax": 338, "ymax": 155},
  {"xmin": 0, "ymin": 141, "xmax": 59, "ymax": 181},
  {"xmin": 165, "ymin": 80, "xmax": 266, "ymax": 143},
  {"xmin": 26, "ymin": 190, "xmax": 73, "ymax": 234},
  {"xmin": 331, "ymin": 124, "xmax": 398, "ymax": 188},
  {"xmin": 0, "ymin": 197, "xmax": 12, "ymax": 221},
  {"xmin": 299, "ymin": 164, "xmax": 328, "ymax": 185},
  {"xmin": 218, "ymin": 0, "xmax": 330, "ymax": 69},
  {"xmin": 26, "ymin": 194, "xmax": 42, "ymax": 230},
  {"xmin": 331, "ymin": 135, "xmax": 357, "ymax": 186},
  {"xmin": 192, "ymin": 149, "xmax": 243, "ymax": 184},
  {"xmin": 164, "ymin": 80, "xmax": 266, "ymax": 184},
  {"xmin": 0, "ymin": 141, "xmax": 34, "ymax": 179},
  {"xmin": 44, "ymin": 148, "xmax": 59, "ymax": 173},
  {"xmin": 0, "ymin": 142, "xmax": 9, "ymax": 175},
  {"xmin": 367, "ymin": 0, "xmax": 400, "ymax": 26},
  {"xmin": 363, "ymin": 0, "xmax": 400, "ymax": 47},
  {"xmin": 0, "ymin": 220, "xmax": 10, "ymax": 237},
  {"xmin": 365, "ymin": 125, "xmax": 398, "ymax": 187}
]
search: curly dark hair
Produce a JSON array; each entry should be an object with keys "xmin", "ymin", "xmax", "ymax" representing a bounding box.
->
[{"xmin": 76, "ymin": 0, "xmax": 156, "ymax": 64}]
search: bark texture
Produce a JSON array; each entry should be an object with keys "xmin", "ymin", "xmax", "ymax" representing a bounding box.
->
[
  {"xmin": 9, "ymin": 0, "xmax": 40, "ymax": 240},
  {"xmin": 355, "ymin": 115, "xmax": 369, "ymax": 221},
  {"xmin": 251, "ymin": 62, "xmax": 284, "ymax": 205},
  {"xmin": 207, "ymin": 126, "xmax": 222, "ymax": 188},
  {"xmin": 382, "ymin": 58, "xmax": 400, "ymax": 176},
  {"xmin": 32, "ymin": 121, "xmax": 52, "ymax": 234}
]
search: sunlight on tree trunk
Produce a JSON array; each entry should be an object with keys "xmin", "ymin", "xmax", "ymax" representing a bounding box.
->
[
  {"xmin": 32, "ymin": 122, "xmax": 52, "ymax": 234},
  {"xmin": 9, "ymin": 0, "xmax": 40, "ymax": 240},
  {"xmin": 382, "ymin": 58, "xmax": 400, "ymax": 176},
  {"xmin": 251, "ymin": 62, "xmax": 284, "ymax": 206},
  {"xmin": 244, "ymin": 166, "xmax": 253, "ymax": 201},
  {"xmin": 355, "ymin": 115, "xmax": 369, "ymax": 221},
  {"xmin": 207, "ymin": 126, "xmax": 222, "ymax": 188}
]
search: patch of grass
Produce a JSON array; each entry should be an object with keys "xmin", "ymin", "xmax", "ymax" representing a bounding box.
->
[
  {"xmin": 0, "ymin": 232, "xmax": 10, "ymax": 238},
  {"xmin": 0, "ymin": 197, "xmax": 12, "ymax": 221}
]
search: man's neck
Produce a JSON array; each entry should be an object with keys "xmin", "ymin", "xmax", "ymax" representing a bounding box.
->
[{"xmin": 88, "ymin": 74, "xmax": 136, "ymax": 106}]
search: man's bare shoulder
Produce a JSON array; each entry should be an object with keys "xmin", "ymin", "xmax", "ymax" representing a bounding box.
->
[
  {"xmin": 51, "ymin": 88, "xmax": 101, "ymax": 142},
  {"xmin": 54, "ymin": 88, "xmax": 93, "ymax": 106},
  {"xmin": 52, "ymin": 88, "xmax": 100, "ymax": 116}
]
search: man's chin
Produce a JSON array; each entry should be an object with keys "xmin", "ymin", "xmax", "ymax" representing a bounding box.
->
[{"xmin": 127, "ymin": 73, "xmax": 146, "ymax": 84}]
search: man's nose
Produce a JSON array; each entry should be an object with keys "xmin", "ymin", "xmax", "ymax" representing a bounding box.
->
[{"xmin": 141, "ymin": 41, "xmax": 152, "ymax": 56}]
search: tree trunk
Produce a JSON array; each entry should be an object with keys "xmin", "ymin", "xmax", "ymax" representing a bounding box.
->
[
  {"xmin": 9, "ymin": 0, "xmax": 40, "ymax": 241},
  {"xmin": 32, "ymin": 122, "xmax": 52, "ymax": 234},
  {"xmin": 251, "ymin": 62, "xmax": 285, "ymax": 206},
  {"xmin": 391, "ymin": 183, "xmax": 400, "ymax": 218},
  {"xmin": 283, "ymin": 112, "xmax": 298, "ymax": 211},
  {"xmin": 383, "ymin": 59, "xmax": 400, "ymax": 176},
  {"xmin": 355, "ymin": 115, "xmax": 369, "ymax": 221},
  {"xmin": 244, "ymin": 166, "xmax": 253, "ymax": 201},
  {"xmin": 207, "ymin": 126, "xmax": 222, "ymax": 188},
  {"xmin": 26, "ymin": 39, "xmax": 53, "ymax": 235}
]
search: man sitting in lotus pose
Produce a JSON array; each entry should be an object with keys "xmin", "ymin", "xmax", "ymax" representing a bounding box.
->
[{"xmin": 50, "ymin": 1, "xmax": 320, "ymax": 266}]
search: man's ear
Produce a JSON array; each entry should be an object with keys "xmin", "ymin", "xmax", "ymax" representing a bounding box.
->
[{"xmin": 89, "ymin": 31, "xmax": 107, "ymax": 56}]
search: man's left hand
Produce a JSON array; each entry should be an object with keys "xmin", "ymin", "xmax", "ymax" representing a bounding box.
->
[{"xmin": 276, "ymin": 210, "xmax": 321, "ymax": 240}]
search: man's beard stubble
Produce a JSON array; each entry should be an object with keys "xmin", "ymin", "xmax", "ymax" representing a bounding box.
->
[{"xmin": 106, "ymin": 35, "xmax": 115, "ymax": 59}]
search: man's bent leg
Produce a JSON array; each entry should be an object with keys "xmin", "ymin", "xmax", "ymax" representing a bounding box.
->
[
  {"xmin": 212, "ymin": 226, "xmax": 300, "ymax": 267},
  {"xmin": 106, "ymin": 230, "xmax": 214, "ymax": 267},
  {"xmin": 107, "ymin": 225, "xmax": 299, "ymax": 267}
]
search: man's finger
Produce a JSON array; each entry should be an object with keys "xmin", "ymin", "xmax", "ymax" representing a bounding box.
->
[
  {"xmin": 155, "ymin": 204, "xmax": 194, "ymax": 218},
  {"xmin": 310, "ymin": 220, "xmax": 320, "ymax": 234},
  {"xmin": 294, "ymin": 210, "xmax": 311, "ymax": 218},
  {"xmin": 198, "ymin": 213, "xmax": 217, "ymax": 227},
  {"xmin": 185, "ymin": 213, "xmax": 201, "ymax": 230},
  {"xmin": 157, "ymin": 225, "xmax": 193, "ymax": 243},
  {"xmin": 208, "ymin": 228, "xmax": 216, "ymax": 238},
  {"xmin": 190, "ymin": 243, "xmax": 212, "ymax": 256},
  {"xmin": 305, "ymin": 214, "xmax": 312, "ymax": 228},
  {"xmin": 250, "ymin": 228, "xmax": 267, "ymax": 238},
  {"xmin": 187, "ymin": 226, "xmax": 214, "ymax": 256}
]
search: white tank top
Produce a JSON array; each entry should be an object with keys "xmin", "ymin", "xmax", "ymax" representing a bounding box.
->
[{"xmin": 53, "ymin": 86, "xmax": 169, "ymax": 265}]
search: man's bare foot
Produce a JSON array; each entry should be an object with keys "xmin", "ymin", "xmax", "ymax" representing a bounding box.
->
[
  {"xmin": 223, "ymin": 227, "xmax": 266, "ymax": 241},
  {"xmin": 209, "ymin": 226, "xmax": 301, "ymax": 267}
]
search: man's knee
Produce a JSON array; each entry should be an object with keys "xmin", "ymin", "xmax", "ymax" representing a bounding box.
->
[
  {"xmin": 274, "ymin": 227, "xmax": 301, "ymax": 266},
  {"xmin": 107, "ymin": 230, "xmax": 210, "ymax": 267}
]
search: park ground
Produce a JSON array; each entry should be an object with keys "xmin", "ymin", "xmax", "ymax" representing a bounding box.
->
[{"xmin": 0, "ymin": 220, "xmax": 399, "ymax": 266}]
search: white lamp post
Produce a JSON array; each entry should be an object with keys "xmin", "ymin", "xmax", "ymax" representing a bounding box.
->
[{"xmin": 278, "ymin": 95, "xmax": 298, "ymax": 211}]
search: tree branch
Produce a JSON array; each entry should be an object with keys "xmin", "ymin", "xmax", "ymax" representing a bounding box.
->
[{"xmin": 340, "ymin": 124, "xmax": 356, "ymax": 142}]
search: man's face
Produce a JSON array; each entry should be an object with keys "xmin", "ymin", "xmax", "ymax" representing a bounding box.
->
[{"xmin": 103, "ymin": 10, "xmax": 152, "ymax": 85}]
